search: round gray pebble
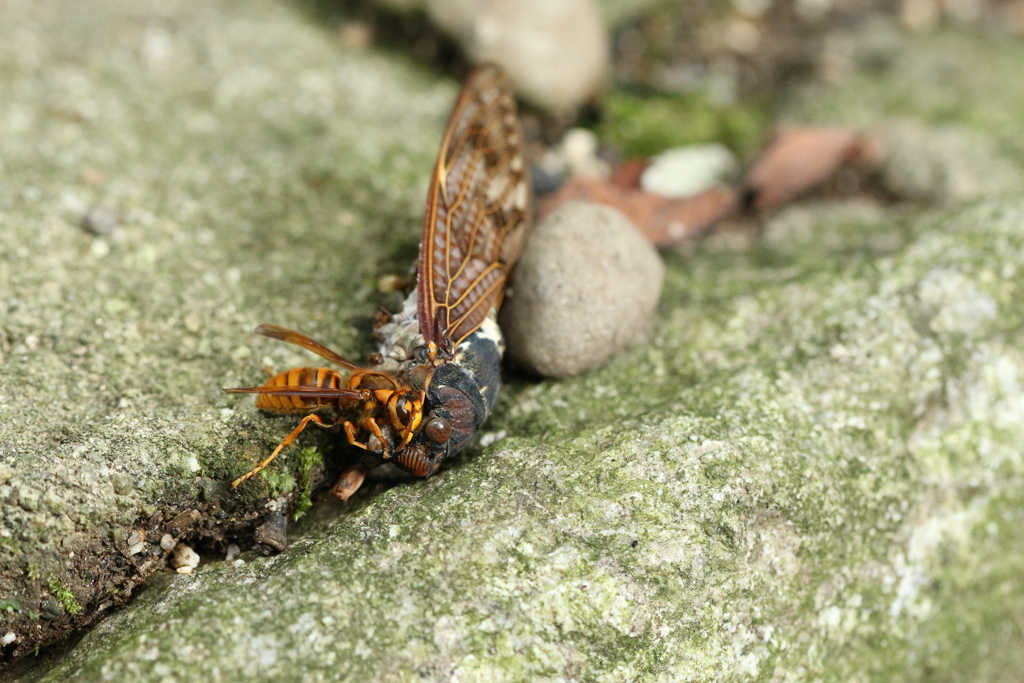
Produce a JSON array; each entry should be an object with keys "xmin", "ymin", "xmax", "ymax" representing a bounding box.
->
[
  {"xmin": 878, "ymin": 120, "xmax": 1022, "ymax": 204},
  {"xmin": 80, "ymin": 205, "xmax": 121, "ymax": 236},
  {"xmin": 374, "ymin": 0, "xmax": 609, "ymax": 114},
  {"xmin": 500, "ymin": 201, "xmax": 664, "ymax": 379}
]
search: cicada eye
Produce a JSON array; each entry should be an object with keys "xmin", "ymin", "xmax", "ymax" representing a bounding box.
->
[{"xmin": 424, "ymin": 416, "xmax": 451, "ymax": 443}]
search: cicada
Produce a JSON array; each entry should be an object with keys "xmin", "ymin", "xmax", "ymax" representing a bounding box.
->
[{"xmin": 226, "ymin": 65, "xmax": 531, "ymax": 499}]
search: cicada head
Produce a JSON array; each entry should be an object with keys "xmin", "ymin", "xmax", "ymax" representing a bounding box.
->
[{"xmin": 393, "ymin": 363, "xmax": 487, "ymax": 477}]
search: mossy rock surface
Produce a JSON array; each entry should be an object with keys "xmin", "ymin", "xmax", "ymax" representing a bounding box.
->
[
  {"xmin": 2, "ymin": 1, "xmax": 1024, "ymax": 681},
  {"xmin": 0, "ymin": 0, "xmax": 449, "ymax": 666}
]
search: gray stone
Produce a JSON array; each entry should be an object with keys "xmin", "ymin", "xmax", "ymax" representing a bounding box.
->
[
  {"xmin": 79, "ymin": 206, "xmax": 121, "ymax": 237},
  {"xmin": 375, "ymin": 0, "xmax": 610, "ymax": 114},
  {"xmin": 500, "ymin": 201, "xmax": 664, "ymax": 379},
  {"xmin": 876, "ymin": 119, "xmax": 1023, "ymax": 204}
]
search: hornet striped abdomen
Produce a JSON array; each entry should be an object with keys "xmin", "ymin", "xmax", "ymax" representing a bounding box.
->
[{"xmin": 255, "ymin": 367, "xmax": 347, "ymax": 412}]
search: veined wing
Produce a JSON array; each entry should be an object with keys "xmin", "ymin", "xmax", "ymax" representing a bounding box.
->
[{"xmin": 417, "ymin": 64, "xmax": 531, "ymax": 355}]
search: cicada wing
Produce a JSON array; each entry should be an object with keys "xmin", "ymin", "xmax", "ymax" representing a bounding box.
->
[{"xmin": 417, "ymin": 64, "xmax": 532, "ymax": 354}]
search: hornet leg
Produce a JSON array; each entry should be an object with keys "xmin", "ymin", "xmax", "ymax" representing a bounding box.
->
[
  {"xmin": 343, "ymin": 419, "xmax": 390, "ymax": 458},
  {"xmin": 232, "ymin": 413, "xmax": 332, "ymax": 488}
]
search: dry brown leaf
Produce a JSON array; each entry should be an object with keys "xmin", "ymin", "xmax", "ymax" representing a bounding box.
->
[
  {"xmin": 743, "ymin": 127, "xmax": 864, "ymax": 211},
  {"xmin": 608, "ymin": 158, "xmax": 649, "ymax": 189},
  {"xmin": 539, "ymin": 177, "xmax": 737, "ymax": 247}
]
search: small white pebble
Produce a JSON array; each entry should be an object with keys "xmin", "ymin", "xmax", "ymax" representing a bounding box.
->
[
  {"xmin": 479, "ymin": 430, "xmax": 508, "ymax": 447},
  {"xmin": 2, "ymin": 632, "xmax": 16, "ymax": 646},
  {"xmin": 128, "ymin": 541, "xmax": 147, "ymax": 556},
  {"xmin": 640, "ymin": 144, "xmax": 738, "ymax": 199},
  {"xmin": 160, "ymin": 534, "xmax": 176, "ymax": 551},
  {"xmin": 90, "ymin": 238, "xmax": 110, "ymax": 259},
  {"xmin": 560, "ymin": 128, "xmax": 609, "ymax": 179},
  {"xmin": 186, "ymin": 456, "xmax": 200, "ymax": 473},
  {"xmin": 176, "ymin": 566, "xmax": 193, "ymax": 575},
  {"xmin": 171, "ymin": 544, "xmax": 200, "ymax": 570},
  {"xmin": 225, "ymin": 544, "xmax": 241, "ymax": 561},
  {"xmin": 233, "ymin": 559, "xmax": 245, "ymax": 568}
]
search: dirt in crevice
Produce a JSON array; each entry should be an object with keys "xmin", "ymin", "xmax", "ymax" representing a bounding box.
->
[
  {"xmin": 0, "ymin": 496, "xmax": 271, "ymax": 668},
  {"xmin": 0, "ymin": 444, "xmax": 410, "ymax": 673}
]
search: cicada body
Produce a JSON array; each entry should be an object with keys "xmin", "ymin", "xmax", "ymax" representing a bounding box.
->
[{"xmin": 226, "ymin": 65, "xmax": 531, "ymax": 498}]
